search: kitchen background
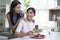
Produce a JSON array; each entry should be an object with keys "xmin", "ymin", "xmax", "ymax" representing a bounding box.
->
[{"xmin": 0, "ymin": 0, "xmax": 60, "ymax": 38}]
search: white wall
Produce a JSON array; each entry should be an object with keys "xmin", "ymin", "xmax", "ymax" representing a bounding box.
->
[
  {"xmin": 30, "ymin": 0, "xmax": 57, "ymax": 27},
  {"xmin": 5, "ymin": 4, "xmax": 10, "ymax": 28},
  {"xmin": 19, "ymin": 0, "xmax": 25, "ymax": 11}
]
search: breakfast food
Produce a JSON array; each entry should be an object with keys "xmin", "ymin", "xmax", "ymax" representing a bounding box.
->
[{"xmin": 31, "ymin": 34, "xmax": 45, "ymax": 39}]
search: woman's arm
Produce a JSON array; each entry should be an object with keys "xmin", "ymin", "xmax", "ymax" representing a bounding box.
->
[
  {"xmin": 14, "ymin": 32, "xmax": 29, "ymax": 38},
  {"xmin": 14, "ymin": 31, "xmax": 34, "ymax": 38},
  {"xmin": 6, "ymin": 14, "xmax": 20, "ymax": 30},
  {"xmin": 14, "ymin": 32, "xmax": 24, "ymax": 38}
]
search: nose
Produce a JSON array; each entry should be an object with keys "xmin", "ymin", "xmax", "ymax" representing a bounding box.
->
[{"xmin": 28, "ymin": 13, "xmax": 31, "ymax": 15}]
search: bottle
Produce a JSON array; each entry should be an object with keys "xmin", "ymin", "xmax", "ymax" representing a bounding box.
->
[{"xmin": 52, "ymin": 14, "xmax": 57, "ymax": 21}]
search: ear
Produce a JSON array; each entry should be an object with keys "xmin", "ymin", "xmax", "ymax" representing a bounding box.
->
[{"xmin": 34, "ymin": 13, "xmax": 35, "ymax": 16}]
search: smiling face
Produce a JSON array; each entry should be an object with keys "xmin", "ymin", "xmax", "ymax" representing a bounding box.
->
[
  {"xmin": 14, "ymin": 4, "xmax": 21, "ymax": 13},
  {"xmin": 26, "ymin": 9, "xmax": 35, "ymax": 21},
  {"xmin": 10, "ymin": 1, "xmax": 21, "ymax": 14}
]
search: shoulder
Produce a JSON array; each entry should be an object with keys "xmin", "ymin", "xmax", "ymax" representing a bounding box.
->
[
  {"xmin": 20, "ymin": 10, "xmax": 24, "ymax": 13},
  {"xmin": 19, "ymin": 19, "xmax": 26, "ymax": 23},
  {"xmin": 6, "ymin": 12, "xmax": 10, "ymax": 16},
  {"xmin": 20, "ymin": 10, "xmax": 24, "ymax": 17},
  {"xmin": 6, "ymin": 12, "xmax": 10, "ymax": 19},
  {"xmin": 20, "ymin": 10, "xmax": 24, "ymax": 12}
]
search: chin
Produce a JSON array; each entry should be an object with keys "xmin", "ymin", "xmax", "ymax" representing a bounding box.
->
[{"xmin": 27, "ymin": 18, "xmax": 32, "ymax": 20}]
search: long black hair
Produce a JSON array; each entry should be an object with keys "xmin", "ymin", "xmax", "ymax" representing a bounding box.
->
[{"xmin": 8, "ymin": 0, "xmax": 21, "ymax": 25}]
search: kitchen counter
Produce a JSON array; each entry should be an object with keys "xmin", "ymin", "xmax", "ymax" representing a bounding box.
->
[
  {"xmin": 9, "ymin": 32, "xmax": 60, "ymax": 40},
  {"xmin": 0, "ymin": 36, "xmax": 8, "ymax": 40}
]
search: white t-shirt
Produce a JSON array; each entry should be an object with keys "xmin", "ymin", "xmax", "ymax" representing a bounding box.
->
[{"xmin": 15, "ymin": 19, "xmax": 35, "ymax": 33}]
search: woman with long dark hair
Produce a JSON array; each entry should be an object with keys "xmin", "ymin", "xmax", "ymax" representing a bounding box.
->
[{"xmin": 6, "ymin": 0, "xmax": 24, "ymax": 34}]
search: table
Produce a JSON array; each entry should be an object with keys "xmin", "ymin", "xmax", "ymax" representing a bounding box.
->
[
  {"xmin": 0, "ymin": 36, "xmax": 8, "ymax": 40},
  {"xmin": 9, "ymin": 32, "xmax": 60, "ymax": 40}
]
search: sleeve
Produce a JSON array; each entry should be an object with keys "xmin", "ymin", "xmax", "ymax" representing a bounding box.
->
[
  {"xmin": 20, "ymin": 10, "xmax": 24, "ymax": 17},
  {"xmin": 15, "ymin": 20, "xmax": 23, "ymax": 33}
]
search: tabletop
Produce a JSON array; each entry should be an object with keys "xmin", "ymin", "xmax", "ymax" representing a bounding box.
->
[{"xmin": 9, "ymin": 32, "xmax": 60, "ymax": 40}]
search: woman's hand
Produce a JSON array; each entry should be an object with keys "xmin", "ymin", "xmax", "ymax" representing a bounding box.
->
[
  {"xmin": 20, "ymin": 18, "xmax": 26, "ymax": 21},
  {"xmin": 26, "ymin": 31, "xmax": 35, "ymax": 36}
]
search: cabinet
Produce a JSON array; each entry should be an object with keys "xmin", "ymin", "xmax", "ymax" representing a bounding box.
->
[
  {"xmin": 0, "ymin": 5, "xmax": 6, "ymax": 29},
  {"xmin": 49, "ymin": 9, "xmax": 60, "ymax": 21}
]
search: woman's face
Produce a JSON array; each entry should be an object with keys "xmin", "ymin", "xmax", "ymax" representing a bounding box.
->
[
  {"xmin": 26, "ymin": 9, "xmax": 35, "ymax": 21},
  {"xmin": 14, "ymin": 4, "xmax": 21, "ymax": 13}
]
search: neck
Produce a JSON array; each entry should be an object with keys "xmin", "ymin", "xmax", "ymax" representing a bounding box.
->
[{"xmin": 27, "ymin": 18, "xmax": 32, "ymax": 22}]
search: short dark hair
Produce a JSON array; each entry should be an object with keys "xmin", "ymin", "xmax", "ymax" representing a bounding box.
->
[{"xmin": 27, "ymin": 7, "xmax": 36, "ymax": 15}]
